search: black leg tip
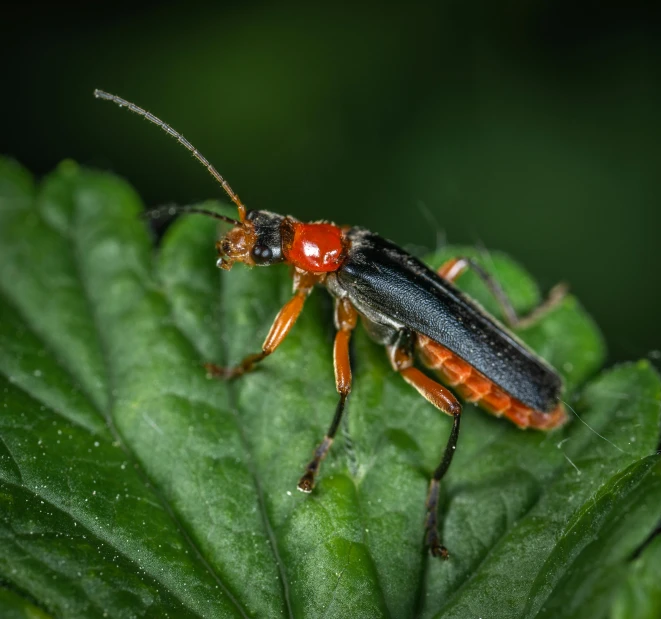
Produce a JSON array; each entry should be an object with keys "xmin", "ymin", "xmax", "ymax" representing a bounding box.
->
[
  {"xmin": 426, "ymin": 528, "xmax": 450, "ymax": 559},
  {"xmin": 430, "ymin": 544, "xmax": 450, "ymax": 560},
  {"xmin": 297, "ymin": 473, "xmax": 315, "ymax": 493}
]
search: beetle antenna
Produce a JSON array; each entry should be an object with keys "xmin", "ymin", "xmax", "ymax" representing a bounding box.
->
[
  {"xmin": 94, "ymin": 89, "xmax": 248, "ymax": 222},
  {"xmin": 141, "ymin": 205, "xmax": 241, "ymax": 226}
]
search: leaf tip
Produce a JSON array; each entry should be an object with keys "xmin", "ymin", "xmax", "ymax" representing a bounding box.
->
[{"xmin": 55, "ymin": 159, "xmax": 80, "ymax": 177}]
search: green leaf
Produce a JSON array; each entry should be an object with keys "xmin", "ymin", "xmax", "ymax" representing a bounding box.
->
[
  {"xmin": 611, "ymin": 535, "xmax": 661, "ymax": 619},
  {"xmin": 0, "ymin": 585, "xmax": 52, "ymax": 619},
  {"xmin": 0, "ymin": 156, "xmax": 659, "ymax": 618}
]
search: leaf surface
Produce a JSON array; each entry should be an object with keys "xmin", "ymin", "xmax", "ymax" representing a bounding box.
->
[{"xmin": 0, "ymin": 158, "xmax": 659, "ymax": 618}]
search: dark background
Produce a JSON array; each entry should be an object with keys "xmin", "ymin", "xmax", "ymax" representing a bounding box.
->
[{"xmin": 3, "ymin": 1, "xmax": 660, "ymax": 365}]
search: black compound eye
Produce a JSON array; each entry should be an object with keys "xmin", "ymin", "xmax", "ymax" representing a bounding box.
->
[{"xmin": 252, "ymin": 244, "xmax": 273, "ymax": 263}]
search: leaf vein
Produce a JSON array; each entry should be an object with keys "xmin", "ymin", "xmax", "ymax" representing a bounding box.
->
[
  {"xmin": 218, "ymin": 278, "xmax": 294, "ymax": 619},
  {"xmin": 167, "ymin": 278, "xmax": 295, "ymax": 619}
]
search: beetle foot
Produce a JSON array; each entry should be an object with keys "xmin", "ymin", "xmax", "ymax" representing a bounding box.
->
[
  {"xmin": 297, "ymin": 472, "xmax": 315, "ymax": 493},
  {"xmin": 297, "ymin": 436, "xmax": 334, "ymax": 493},
  {"xmin": 429, "ymin": 543, "xmax": 450, "ymax": 560},
  {"xmin": 204, "ymin": 362, "xmax": 247, "ymax": 380},
  {"xmin": 424, "ymin": 485, "xmax": 450, "ymax": 559},
  {"xmin": 425, "ymin": 528, "xmax": 450, "ymax": 559}
]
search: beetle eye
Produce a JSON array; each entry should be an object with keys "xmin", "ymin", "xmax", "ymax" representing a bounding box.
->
[{"xmin": 252, "ymin": 244, "xmax": 273, "ymax": 263}]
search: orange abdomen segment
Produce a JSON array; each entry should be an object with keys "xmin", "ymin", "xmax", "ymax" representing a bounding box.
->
[{"xmin": 416, "ymin": 335, "xmax": 567, "ymax": 430}]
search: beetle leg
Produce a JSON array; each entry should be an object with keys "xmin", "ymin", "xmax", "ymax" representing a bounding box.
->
[
  {"xmin": 205, "ymin": 288, "xmax": 311, "ymax": 379},
  {"xmin": 298, "ymin": 298, "xmax": 358, "ymax": 492},
  {"xmin": 388, "ymin": 331, "xmax": 462, "ymax": 559},
  {"xmin": 437, "ymin": 257, "xmax": 568, "ymax": 329}
]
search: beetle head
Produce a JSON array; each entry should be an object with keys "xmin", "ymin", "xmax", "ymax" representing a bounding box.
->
[{"xmin": 216, "ymin": 209, "xmax": 289, "ymax": 270}]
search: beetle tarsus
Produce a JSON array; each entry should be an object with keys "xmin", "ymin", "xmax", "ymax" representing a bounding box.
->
[
  {"xmin": 297, "ymin": 435, "xmax": 334, "ymax": 493},
  {"xmin": 428, "ymin": 539, "xmax": 450, "ymax": 560},
  {"xmin": 424, "ymin": 480, "xmax": 450, "ymax": 559},
  {"xmin": 204, "ymin": 351, "xmax": 269, "ymax": 380},
  {"xmin": 425, "ymin": 519, "xmax": 450, "ymax": 559},
  {"xmin": 204, "ymin": 362, "xmax": 242, "ymax": 380},
  {"xmin": 425, "ymin": 496, "xmax": 450, "ymax": 559},
  {"xmin": 297, "ymin": 472, "xmax": 315, "ymax": 493},
  {"xmin": 204, "ymin": 362, "xmax": 230, "ymax": 379}
]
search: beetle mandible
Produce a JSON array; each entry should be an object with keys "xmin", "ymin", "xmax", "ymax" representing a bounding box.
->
[{"xmin": 95, "ymin": 89, "xmax": 568, "ymax": 558}]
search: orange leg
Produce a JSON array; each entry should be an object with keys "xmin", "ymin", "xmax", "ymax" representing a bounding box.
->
[
  {"xmin": 298, "ymin": 298, "xmax": 357, "ymax": 492},
  {"xmin": 206, "ymin": 288, "xmax": 309, "ymax": 379},
  {"xmin": 437, "ymin": 257, "xmax": 567, "ymax": 329},
  {"xmin": 388, "ymin": 331, "xmax": 462, "ymax": 559}
]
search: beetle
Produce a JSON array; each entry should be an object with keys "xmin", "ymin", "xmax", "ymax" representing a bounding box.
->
[{"xmin": 95, "ymin": 89, "xmax": 569, "ymax": 558}]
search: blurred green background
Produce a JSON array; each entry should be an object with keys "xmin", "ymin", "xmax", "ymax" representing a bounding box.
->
[{"xmin": 3, "ymin": 2, "xmax": 660, "ymax": 365}]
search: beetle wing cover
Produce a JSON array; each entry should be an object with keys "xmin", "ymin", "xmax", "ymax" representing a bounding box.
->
[{"xmin": 337, "ymin": 229, "xmax": 562, "ymax": 413}]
